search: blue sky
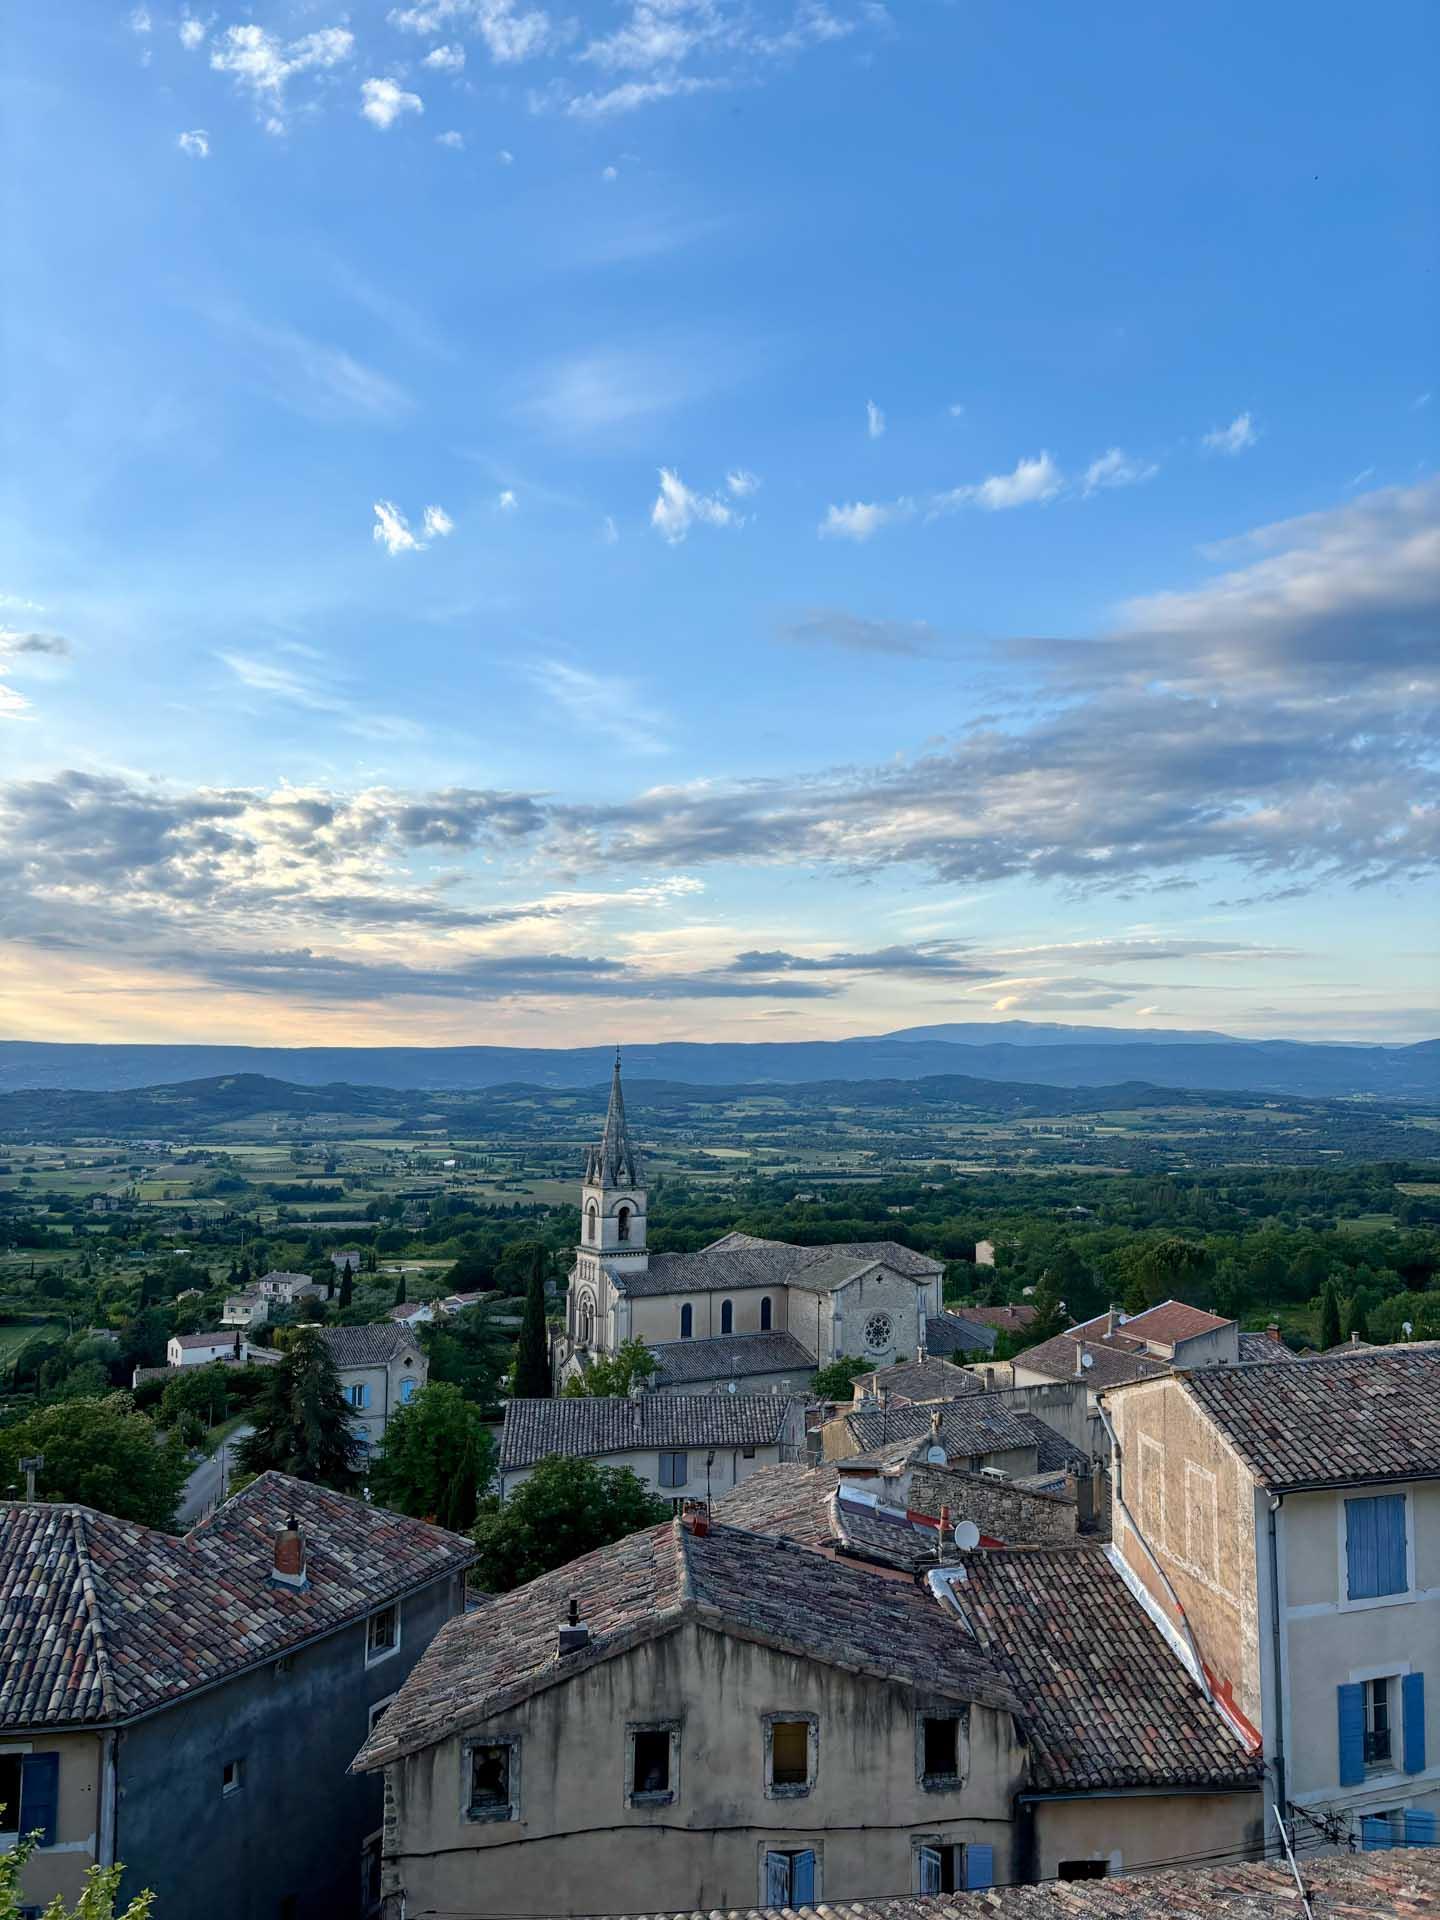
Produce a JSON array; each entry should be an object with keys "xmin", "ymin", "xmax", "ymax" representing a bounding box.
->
[{"xmin": 0, "ymin": 0, "xmax": 1435, "ymax": 1048}]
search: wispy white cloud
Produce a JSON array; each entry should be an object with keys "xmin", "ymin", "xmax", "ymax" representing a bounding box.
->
[
  {"xmin": 947, "ymin": 401, "xmax": 965, "ymax": 418},
  {"xmin": 217, "ymin": 649, "xmax": 422, "ymax": 740},
  {"xmin": 1202, "ymin": 411, "xmax": 1258, "ymax": 456},
  {"xmin": 819, "ymin": 499, "xmax": 909, "ymax": 541},
  {"xmin": 423, "ymin": 42, "xmax": 467, "ymax": 69},
  {"xmin": 436, "ymin": 129, "xmax": 465, "ymax": 147},
  {"xmin": 497, "ymin": 489, "xmax": 518, "ymax": 511},
  {"xmin": 210, "ymin": 24, "xmax": 354, "ymax": 105},
  {"xmin": 373, "ymin": 500, "xmax": 454, "ymax": 554},
  {"xmin": 201, "ymin": 304, "xmax": 412, "ymax": 422},
  {"xmin": 177, "ymin": 128, "xmax": 211, "ymax": 157},
  {"xmin": 129, "ymin": 6, "xmax": 152, "ymax": 32},
  {"xmin": 389, "ymin": 0, "xmax": 553, "ymax": 63},
  {"xmin": 601, "ymin": 514, "xmax": 620, "ymax": 543},
  {"xmin": 935, "ymin": 450, "xmax": 1064, "ymax": 512},
  {"xmin": 497, "ymin": 147, "xmax": 515, "ymax": 163},
  {"xmin": 866, "ymin": 398, "xmax": 885, "ymax": 440},
  {"xmin": 361, "ymin": 77, "xmax": 424, "ymax": 128},
  {"xmin": 178, "ymin": 15, "xmax": 207, "ymax": 50},
  {"xmin": 520, "ymin": 347, "xmax": 712, "ymax": 437},
  {"xmin": 601, "ymin": 163, "xmax": 619, "ymax": 181},
  {"xmin": 561, "ymin": 73, "xmax": 725, "ymax": 118},
  {"xmin": 1082, "ymin": 447, "xmax": 1158, "ymax": 497},
  {"xmin": 527, "ymin": 659, "xmax": 670, "ymax": 749},
  {"xmin": 1414, "ymin": 392, "xmax": 1432, "ymax": 410},
  {"xmin": 650, "ymin": 468, "xmax": 743, "ymax": 543},
  {"xmin": 726, "ymin": 469, "xmax": 760, "ymax": 497}
]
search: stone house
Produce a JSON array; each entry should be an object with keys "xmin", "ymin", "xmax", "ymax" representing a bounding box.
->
[
  {"xmin": 496, "ymin": 1395, "xmax": 805, "ymax": 1503},
  {"xmin": 255, "ymin": 1270, "xmax": 324, "ymax": 1306},
  {"xmin": 0, "ymin": 1472, "xmax": 473, "ymax": 1918},
  {"xmin": 221, "ymin": 1288, "xmax": 268, "ymax": 1327},
  {"xmin": 819, "ymin": 1394, "xmax": 1044, "ymax": 1479},
  {"xmin": 320, "ymin": 1325, "xmax": 428, "ymax": 1456},
  {"xmin": 353, "ymin": 1515, "xmax": 1028, "ymax": 1916},
  {"xmin": 166, "ymin": 1331, "xmax": 251, "ymax": 1368},
  {"xmin": 552, "ymin": 1059, "xmax": 945, "ymax": 1395},
  {"xmin": 1102, "ymin": 1347, "xmax": 1440, "ymax": 1851}
]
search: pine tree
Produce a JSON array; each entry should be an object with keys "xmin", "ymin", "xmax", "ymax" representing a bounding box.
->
[
  {"xmin": 338, "ymin": 1265, "xmax": 354, "ymax": 1309},
  {"xmin": 513, "ymin": 1246, "xmax": 552, "ymax": 1398},
  {"xmin": 236, "ymin": 1328, "xmax": 363, "ymax": 1490},
  {"xmin": 1318, "ymin": 1278, "xmax": 1343, "ymax": 1352}
]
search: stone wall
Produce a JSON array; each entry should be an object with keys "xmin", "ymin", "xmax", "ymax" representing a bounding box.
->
[{"xmin": 905, "ymin": 1465, "xmax": 1077, "ymax": 1546}]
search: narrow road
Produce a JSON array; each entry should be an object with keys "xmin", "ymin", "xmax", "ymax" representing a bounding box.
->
[{"xmin": 179, "ymin": 1424, "xmax": 253, "ymax": 1527}]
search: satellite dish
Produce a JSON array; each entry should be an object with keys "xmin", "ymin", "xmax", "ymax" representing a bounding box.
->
[
  {"xmin": 727, "ymin": 1380, "xmax": 738, "ymax": 1394},
  {"xmin": 953, "ymin": 1520, "xmax": 981, "ymax": 1551},
  {"xmin": 1081, "ymin": 1352, "xmax": 1094, "ymax": 1370}
]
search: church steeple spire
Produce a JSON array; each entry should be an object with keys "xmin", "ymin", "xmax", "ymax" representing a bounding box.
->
[{"xmin": 586, "ymin": 1048, "xmax": 642, "ymax": 1189}]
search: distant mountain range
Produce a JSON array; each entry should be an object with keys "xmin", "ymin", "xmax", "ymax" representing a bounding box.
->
[{"xmin": 1, "ymin": 1022, "xmax": 1435, "ymax": 1101}]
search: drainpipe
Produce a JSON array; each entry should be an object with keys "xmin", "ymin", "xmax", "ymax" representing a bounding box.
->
[
  {"xmin": 98, "ymin": 1730, "xmax": 118, "ymax": 1867},
  {"xmin": 1096, "ymin": 1402, "xmax": 1214, "ymax": 1705},
  {"xmin": 1268, "ymin": 1493, "xmax": 1288, "ymax": 1820}
]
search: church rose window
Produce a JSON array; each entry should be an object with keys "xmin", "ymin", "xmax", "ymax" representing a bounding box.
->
[{"xmin": 863, "ymin": 1312, "xmax": 894, "ymax": 1352}]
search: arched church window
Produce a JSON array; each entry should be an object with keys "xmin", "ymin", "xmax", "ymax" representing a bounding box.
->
[
  {"xmin": 721, "ymin": 1299, "xmax": 734, "ymax": 1335},
  {"xmin": 585, "ymin": 1203, "xmax": 598, "ymax": 1245},
  {"xmin": 680, "ymin": 1303, "xmax": 693, "ymax": 1339},
  {"xmin": 579, "ymin": 1295, "xmax": 595, "ymax": 1345},
  {"xmin": 617, "ymin": 1205, "xmax": 631, "ymax": 1242},
  {"xmin": 760, "ymin": 1296, "xmax": 772, "ymax": 1331}
]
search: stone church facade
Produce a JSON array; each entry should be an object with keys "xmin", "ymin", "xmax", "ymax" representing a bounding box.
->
[{"xmin": 554, "ymin": 1057, "xmax": 946, "ymax": 1394}]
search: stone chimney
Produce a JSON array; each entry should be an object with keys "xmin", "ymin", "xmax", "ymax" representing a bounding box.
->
[
  {"xmin": 558, "ymin": 1597, "xmax": 590, "ymax": 1656},
  {"xmin": 1074, "ymin": 1341, "xmax": 1086, "ymax": 1378},
  {"xmin": 1267, "ymin": 1324, "xmax": 1282, "ymax": 1344},
  {"xmin": 272, "ymin": 1514, "xmax": 307, "ymax": 1590},
  {"xmin": 682, "ymin": 1499, "xmax": 711, "ymax": 1537}
]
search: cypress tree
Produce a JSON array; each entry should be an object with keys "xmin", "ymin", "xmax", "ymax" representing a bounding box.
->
[
  {"xmin": 1318, "ymin": 1278, "xmax": 1343, "ymax": 1352},
  {"xmin": 514, "ymin": 1246, "xmax": 552, "ymax": 1398},
  {"xmin": 394, "ymin": 1269, "xmax": 408, "ymax": 1307},
  {"xmin": 338, "ymin": 1265, "xmax": 354, "ymax": 1309}
]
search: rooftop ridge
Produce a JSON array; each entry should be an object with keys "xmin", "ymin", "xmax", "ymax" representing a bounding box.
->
[{"xmin": 68, "ymin": 1509, "xmax": 119, "ymax": 1721}]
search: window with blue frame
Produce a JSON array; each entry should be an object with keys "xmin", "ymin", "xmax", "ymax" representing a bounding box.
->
[
  {"xmin": 0, "ymin": 1753, "xmax": 59, "ymax": 1848},
  {"xmin": 1338, "ymin": 1672, "xmax": 1426, "ymax": 1786},
  {"xmin": 764, "ymin": 1847, "xmax": 816, "ymax": 1904},
  {"xmin": 1345, "ymin": 1494, "xmax": 1407, "ymax": 1599}
]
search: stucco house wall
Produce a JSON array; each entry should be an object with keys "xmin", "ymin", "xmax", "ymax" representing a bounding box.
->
[
  {"xmin": 3, "ymin": 1728, "xmax": 104, "ymax": 1913},
  {"xmin": 630, "ymin": 1290, "xmax": 791, "ymax": 1344},
  {"xmin": 383, "ymin": 1618, "xmax": 1026, "ymax": 1917},
  {"xmin": 1169, "ymin": 1323, "xmax": 1240, "ymax": 1368},
  {"xmin": 1029, "ymin": 1789, "xmax": 1262, "ymax": 1881},
  {"xmin": 1106, "ymin": 1376, "xmax": 1261, "ymax": 1737},
  {"xmin": 113, "ymin": 1570, "xmax": 463, "ymax": 1920},
  {"xmin": 500, "ymin": 1440, "xmax": 789, "ymax": 1504},
  {"xmin": 337, "ymin": 1350, "xmax": 427, "ymax": 1454}
]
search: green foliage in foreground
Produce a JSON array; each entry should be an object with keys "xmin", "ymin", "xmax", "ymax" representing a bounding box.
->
[
  {"xmin": 471, "ymin": 1453, "xmax": 670, "ymax": 1592},
  {"xmin": 370, "ymin": 1383, "xmax": 495, "ymax": 1531},
  {"xmin": 0, "ymin": 1396, "xmax": 187, "ymax": 1531},
  {"xmin": 810, "ymin": 1355, "xmax": 871, "ymax": 1400},
  {"xmin": 236, "ymin": 1329, "xmax": 363, "ymax": 1492},
  {"xmin": 0, "ymin": 1824, "xmax": 153, "ymax": 1919},
  {"xmin": 560, "ymin": 1336, "xmax": 657, "ymax": 1398}
]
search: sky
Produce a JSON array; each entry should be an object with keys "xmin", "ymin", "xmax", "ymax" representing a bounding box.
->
[{"xmin": 0, "ymin": 0, "xmax": 1436, "ymax": 1050}]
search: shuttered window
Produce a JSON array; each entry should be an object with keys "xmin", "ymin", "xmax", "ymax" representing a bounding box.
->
[
  {"xmin": 965, "ymin": 1844, "xmax": 994, "ymax": 1890},
  {"xmin": 764, "ymin": 1849, "xmax": 816, "ymax": 1904},
  {"xmin": 1403, "ymin": 1672, "xmax": 1427, "ymax": 1775},
  {"xmin": 1345, "ymin": 1494, "xmax": 1407, "ymax": 1599}
]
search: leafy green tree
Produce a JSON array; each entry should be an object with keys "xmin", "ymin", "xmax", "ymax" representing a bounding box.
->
[
  {"xmin": 1121, "ymin": 1237, "xmax": 1212, "ymax": 1314},
  {"xmin": 420, "ymin": 1305, "xmax": 510, "ymax": 1412},
  {"xmin": 236, "ymin": 1329, "xmax": 363, "ymax": 1491},
  {"xmin": 561, "ymin": 1337, "xmax": 657, "ymax": 1398},
  {"xmin": 0, "ymin": 1831, "xmax": 153, "ymax": 1920},
  {"xmin": 471, "ymin": 1454, "xmax": 669, "ymax": 1591},
  {"xmin": 1318, "ymin": 1277, "xmax": 1343, "ymax": 1351},
  {"xmin": 513, "ymin": 1248, "xmax": 551, "ymax": 1399},
  {"xmin": 810, "ymin": 1355, "xmax": 871, "ymax": 1400},
  {"xmin": 0, "ymin": 1396, "xmax": 188, "ymax": 1531},
  {"xmin": 370, "ymin": 1383, "xmax": 495, "ymax": 1530},
  {"xmin": 1343, "ymin": 1294, "xmax": 1371, "ymax": 1344},
  {"xmin": 157, "ymin": 1363, "xmax": 229, "ymax": 1432}
]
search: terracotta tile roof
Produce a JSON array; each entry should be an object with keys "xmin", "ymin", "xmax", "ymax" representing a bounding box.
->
[
  {"xmin": 0, "ymin": 1473, "xmax": 474, "ymax": 1731},
  {"xmin": 853, "ymin": 1356, "xmax": 981, "ymax": 1404},
  {"xmin": 945, "ymin": 1545, "xmax": 1258, "ymax": 1792},
  {"xmin": 1236, "ymin": 1332, "xmax": 1302, "ymax": 1365},
  {"xmin": 954, "ymin": 1304, "xmax": 1038, "ymax": 1332},
  {"xmin": 1118, "ymin": 1300, "xmax": 1232, "ymax": 1347},
  {"xmin": 497, "ymin": 1394, "xmax": 801, "ymax": 1471},
  {"xmin": 320, "ymin": 1324, "xmax": 424, "ymax": 1369},
  {"xmin": 354, "ymin": 1517, "xmax": 1017, "ymax": 1771},
  {"xmin": 621, "ymin": 1238, "xmax": 941, "ymax": 1300},
  {"xmin": 1013, "ymin": 1331, "xmax": 1170, "ymax": 1390},
  {"xmin": 925, "ymin": 1312, "xmax": 997, "ymax": 1356},
  {"xmin": 569, "ymin": 1847, "xmax": 1440, "ymax": 1919},
  {"xmin": 714, "ymin": 1465, "xmax": 943, "ymax": 1575},
  {"xmin": 1179, "ymin": 1346, "xmax": 1440, "ymax": 1490},
  {"xmin": 172, "ymin": 1332, "xmax": 240, "ymax": 1350},
  {"xmin": 843, "ymin": 1393, "xmax": 1037, "ymax": 1465},
  {"xmin": 650, "ymin": 1330, "xmax": 816, "ymax": 1387}
]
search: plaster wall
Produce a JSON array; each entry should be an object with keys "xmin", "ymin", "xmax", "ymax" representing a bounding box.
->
[
  {"xmin": 1030, "ymin": 1790, "xmax": 1261, "ymax": 1880},
  {"xmin": 630, "ymin": 1290, "xmax": 791, "ymax": 1344},
  {"xmin": 383, "ymin": 1618, "xmax": 1026, "ymax": 1918},
  {"xmin": 338, "ymin": 1345, "xmax": 428, "ymax": 1453},
  {"xmin": 500, "ymin": 1440, "xmax": 790, "ymax": 1503},
  {"xmin": 3, "ymin": 1729, "xmax": 102, "ymax": 1913}
]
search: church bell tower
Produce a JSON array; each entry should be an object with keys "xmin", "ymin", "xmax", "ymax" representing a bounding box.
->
[{"xmin": 580, "ymin": 1049, "xmax": 648, "ymax": 1269}]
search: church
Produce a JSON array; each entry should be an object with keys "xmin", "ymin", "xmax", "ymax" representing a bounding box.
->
[{"xmin": 554, "ymin": 1055, "xmax": 949, "ymax": 1394}]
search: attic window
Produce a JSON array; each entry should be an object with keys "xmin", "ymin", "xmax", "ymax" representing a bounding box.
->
[
  {"xmin": 920, "ymin": 1713, "xmax": 964, "ymax": 1788},
  {"xmin": 626, "ymin": 1722, "xmax": 680, "ymax": 1807},
  {"xmin": 765, "ymin": 1714, "xmax": 817, "ymax": 1797},
  {"xmin": 465, "ymin": 1736, "xmax": 520, "ymax": 1823}
]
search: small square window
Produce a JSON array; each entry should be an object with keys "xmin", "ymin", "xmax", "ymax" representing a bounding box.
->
[
  {"xmin": 920, "ymin": 1714, "xmax": 963, "ymax": 1788},
  {"xmin": 627, "ymin": 1724, "xmax": 679, "ymax": 1806},
  {"xmin": 366, "ymin": 1603, "xmax": 400, "ymax": 1665},
  {"xmin": 765, "ymin": 1714, "xmax": 816, "ymax": 1797},
  {"xmin": 742, "ymin": 1447, "xmax": 756, "ymax": 1460},
  {"xmin": 221, "ymin": 1759, "xmax": 242, "ymax": 1797},
  {"xmin": 658, "ymin": 1451, "xmax": 688, "ymax": 1489},
  {"xmin": 466, "ymin": 1739, "xmax": 518, "ymax": 1822}
]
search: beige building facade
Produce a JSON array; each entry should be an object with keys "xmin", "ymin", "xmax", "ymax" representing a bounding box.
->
[{"xmin": 319, "ymin": 1324, "xmax": 427, "ymax": 1454}]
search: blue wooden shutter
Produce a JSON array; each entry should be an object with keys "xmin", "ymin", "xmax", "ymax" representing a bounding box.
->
[
  {"xmin": 20, "ymin": 1754, "xmax": 59, "ymax": 1847},
  {"xmin": 764, "ymin": 1853, "xmax": 789, "ymax": 1906},
  {"xmin": 1360, "ymin": 1814, "xmax": 1394, "ymax": 1851},
  {"xmin": 1403, "ymin": 1672, "xmax": 1427, "ymax": 1774},
  {"xmin": 1405, "ymin": 1808, "xmax": 1437, "ymax": 1847},
  {"xmin": 964, "ymin": 1843, "xmax": 994, "ymax": 1890},
  {"xmin": 1346, "ymin": 1496, "xmax": 1407, "ymax": 1599},
  {"xmin": 1337, "ymin": 1683, "xmax": 1365, "ymax": 1786},
  {"xmin": 1376, "ymin": 1496, "xmax": 1408, "ymax": 1594},
  {"xmin": 790, "ymin": 1849, "xmax": 816, "ymax": 1906}
]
